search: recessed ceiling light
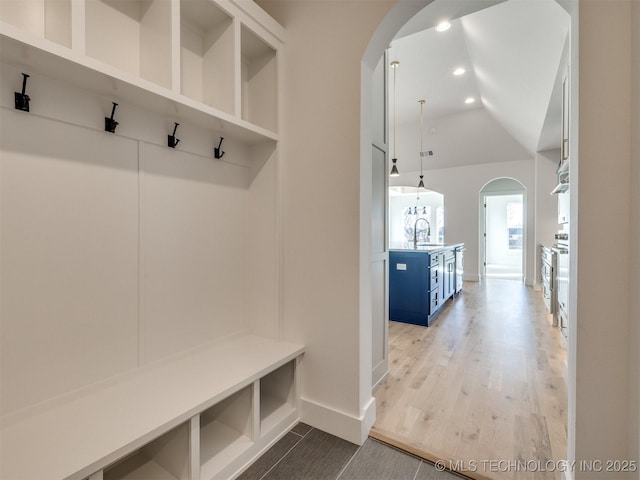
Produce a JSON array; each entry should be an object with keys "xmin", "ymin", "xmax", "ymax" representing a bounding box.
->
[
  {"xmin": 436, "ymin": 21, "xmax": 451, "ymax": 32},
  {"xmin": 465, "ymin": 97, "xmax": 476, "ymax": 104},
  {"xmin": 453, "ymin": 67, "xmax": 466, "ymax": 76}
]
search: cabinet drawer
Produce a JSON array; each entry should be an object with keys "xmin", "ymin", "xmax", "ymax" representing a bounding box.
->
[
  {"xmin": 430, "ymin": 289, "xmax": 439, "ymax": 311},
  {"xmin": 430, "ymin": 255, "xmax": 440, "ymax": 267},
  {"xmin": 431, "ymin": 267, "xmax": 439, "ymax": 282}
]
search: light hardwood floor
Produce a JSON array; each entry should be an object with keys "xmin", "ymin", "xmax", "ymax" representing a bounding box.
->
[{"xmin": 372, "ymin": 279, "xmax": 567, "ymax": 480}]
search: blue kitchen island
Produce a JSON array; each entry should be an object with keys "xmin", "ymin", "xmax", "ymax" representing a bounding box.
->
[{"xmin": 389, "ymin": 244, "xmax": 464, "ymax": 326}]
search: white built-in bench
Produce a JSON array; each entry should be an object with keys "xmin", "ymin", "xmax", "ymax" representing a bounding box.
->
[{"xmin": 1, "ymin": 334, "xmax": 304, "ymax": 480}]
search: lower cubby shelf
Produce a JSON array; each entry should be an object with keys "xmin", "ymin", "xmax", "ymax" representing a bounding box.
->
[
  {"xmin": 260, "ymin": 361, "xmax": 295, "ymax": 436},
  {"xmin": 104, "ymin": 422, "xmax": 190, "ymax": 480},
  {"xmin": 200, "ymin": 387, "xmax": 254, "ymax": 479},
  {"xmin": 104, "ymin": 454, "xmax": 179, "ymax": 480}
]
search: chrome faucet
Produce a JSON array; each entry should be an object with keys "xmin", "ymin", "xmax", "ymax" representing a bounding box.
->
[{"xmin": 414, "ymin": 217, "xmax": 431, "ymax": 247}]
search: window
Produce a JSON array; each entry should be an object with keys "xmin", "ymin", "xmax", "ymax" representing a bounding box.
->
[
  {"xmin": 506, "ymin": 201, "xmax": 523, "ymax": 250},
  {"xmin": 403, "ymin": 206, "xmax": 431, "ymax": 244}
]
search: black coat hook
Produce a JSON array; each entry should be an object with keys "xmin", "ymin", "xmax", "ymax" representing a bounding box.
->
[
  {"xmin": 15, "ymin": 73, "xmax": 31, "ymax": 112},
  {"xmin": 214, "ymin": 137, "xmax": 225, "ymax": 159},
  {"xmin": 168, "ymin": 122, "xmax": 180, "ymax": 148},
  {"xmin": 105, "ymin": 102, "xmax": 119, "ymax": 133}
]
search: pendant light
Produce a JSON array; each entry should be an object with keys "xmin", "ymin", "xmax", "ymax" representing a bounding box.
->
[
  {"xmin": 417, "ymin": 99, "xmax": 426, "ymax": 189},
  {"xmin": 390, "ymin": 61, "xmax": 400, "ymax": 177}
]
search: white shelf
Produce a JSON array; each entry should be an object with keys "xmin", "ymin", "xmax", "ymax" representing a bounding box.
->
[
  {"xmin": 1, "ymin": 334, "xmax": 303, "ymax": 480},
  {"xmin": 180, "ymin": 0, "xmax": 235, "ymax": 114},
  {"xmin": 0, "ymin": 0, "xmax": 282, "ymax": 144},
  {"xmin": 260, "ymin": 396, "xmax": 296, "ymax": 435},
  {"xmin": 200, "ymin": 385, "xmax": 253, "ymax": 479},
  {"xmin": 0, "ymin": 29, "xmax": 277, "ymax": 144},
  {"xmin": 260, "ymin": 361, "xmax": 295, "ymax": 436},
  {"xmin": 241, "ymin": 25, "xmax": 277, "ymax": 132},
  {"xmin": 0, "ymin": 0, "xmax": 71, "ymax": 48},
  {"xmin": 104, "ymin": 455, "xmax": 179, "ymax": 480},
  {"xmin": 85, "ymin": 0, "xmax": 172, "ymax": 89},
  {"xmin": 103, "ymin": 420, "xmax": 190, "ymax": 480},
  {"xmin": 200, "ymin": 421, "xmax": 253, "ymax": 480}
]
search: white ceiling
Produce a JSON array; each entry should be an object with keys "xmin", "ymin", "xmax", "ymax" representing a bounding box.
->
[{"xmin": 388, "ymin": 0, "xmax": 570, "ymax": 157}]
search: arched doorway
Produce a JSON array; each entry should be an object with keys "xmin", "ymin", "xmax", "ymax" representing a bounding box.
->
[
  {"xmin": 480, "ymin": 178, "xmax": 527, "ymax": 282},
  {"xmin": 362, "ymin": 1, "xmax": 572, "ymax": 476}
]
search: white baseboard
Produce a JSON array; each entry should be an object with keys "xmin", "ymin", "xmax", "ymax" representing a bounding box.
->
[
  {"xmin": 300, "ymin": 396, "xmax": 376, "ymax": 445},
  {"xmin": 463, "ymin": 273, "xmax": 480, "ymax": 282}
]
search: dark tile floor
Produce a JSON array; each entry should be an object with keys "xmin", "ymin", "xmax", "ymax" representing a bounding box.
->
[{"xmin": 237, "ymin": 424, "xmax": 464, "ymax": 480}]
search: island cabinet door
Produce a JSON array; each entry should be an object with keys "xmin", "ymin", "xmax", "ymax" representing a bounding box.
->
[
  {"xmin": 389, "ymin": 252, "xmax": 430, "ymax": 327},
  {"xmin": 444, "ymin": 253, "xmax": 456, "ymax": 300}
]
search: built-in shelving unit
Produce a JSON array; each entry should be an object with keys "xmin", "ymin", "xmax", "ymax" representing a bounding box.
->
[
  {"xmin": 1, "ymin": 3, "xmax": 295, "ymax": 480},
  {"xmin": 0, "ymin": 0, "xmax": 284, "ymax": 143},
  {"xmin": 3, "ymin": 335, "xmax": 303, "ymax": 480}
]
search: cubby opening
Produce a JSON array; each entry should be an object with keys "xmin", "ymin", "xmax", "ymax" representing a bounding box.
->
[
  {"xmin": 103, "ymin": 422, "xmax": 190, "ymax": 480},
  {"xmin": 0, "ymin": 0, "xmax": 71, "ymax": 47},
  {"xmin": 260, "ymin": 361, "xmax": 295, "ymax": 435},
  {"xmin": 85, "ymin": 0, "xmax": 172, "ymax": 88},
  {"xmin": 180, "ymin": 0, "xmax": 234, "ymax": 114},
  {"xmin": 241, "ymin": 26, "xmax": 277, "ymax": 133},
  {"xmin": 200, "ymin": 386, "xmax": 253, "ymax": 479}
]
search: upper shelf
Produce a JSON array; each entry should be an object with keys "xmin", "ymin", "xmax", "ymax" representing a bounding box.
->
[{"xmin": 0, "ymin": 0, "xmax": 283, "ymax": 145}]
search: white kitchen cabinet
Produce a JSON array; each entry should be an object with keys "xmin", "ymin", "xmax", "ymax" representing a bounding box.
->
[{"xmin": 558, "ymin": 190, "xmax": 569, "ymax": 224}]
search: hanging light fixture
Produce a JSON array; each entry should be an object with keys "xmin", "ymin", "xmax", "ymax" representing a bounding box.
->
[
  {"xmin": 417, "ymin": 99, "xmax": 426, "ymax": 189},
  {"xmin": 390, "ymin": 61, "xmax": 400, "ymax": 177}
]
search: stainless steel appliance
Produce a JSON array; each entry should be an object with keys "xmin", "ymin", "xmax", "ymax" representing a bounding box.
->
[{"xmin": 552, "ymin": 232, "xmax": 569, "ymax": 338}]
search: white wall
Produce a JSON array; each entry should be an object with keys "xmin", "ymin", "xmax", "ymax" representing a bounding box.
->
[
  {"xmin": 256, "ymin": 0, "xmax": 396, "ymax": 444},
  {"xmin": 0, "ymin": 63, "xmax": 277, "ymax": 415},
  {"xmin": 572, "ymin": 2, "xmax": 633, "ymax": 478},
  {"xmin": 391, "ymin": 159, "xmax": 536, "ymax": 284}
]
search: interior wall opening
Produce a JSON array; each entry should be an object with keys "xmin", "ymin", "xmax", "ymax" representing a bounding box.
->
[{"xmin": 367, "ymin": 0, "xmax": 571, "ymax": 477}]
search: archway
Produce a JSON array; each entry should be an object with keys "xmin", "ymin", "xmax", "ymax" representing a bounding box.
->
[
  {"xmin": 360, "ymin": 1, "xmax": 573, "ymax": 475},
  {"xmin": 480, "ymin": 177, "xmax": 527, "ymax": 282}
]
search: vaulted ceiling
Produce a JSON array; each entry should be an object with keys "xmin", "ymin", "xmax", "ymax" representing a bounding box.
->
[{"xmin": 388, "ymin": 0, "xmax": 570, "ymax": 162}]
